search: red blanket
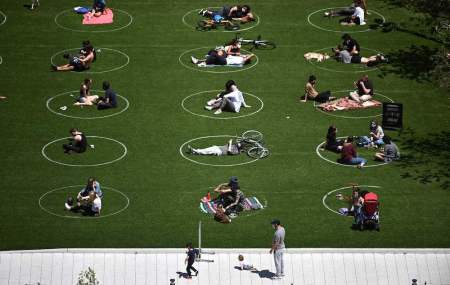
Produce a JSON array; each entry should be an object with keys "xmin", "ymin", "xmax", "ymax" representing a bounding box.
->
[
  {"xmin": 83, "ymin": 9, "xmax": 114, "ymax": 25},
  {"xmin": 318, "ymin": 98, "xmax": 382, "ymax": 112}
]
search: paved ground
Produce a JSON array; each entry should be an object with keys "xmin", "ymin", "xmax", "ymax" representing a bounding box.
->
[{"xmin": 1, "ymin": 248, "xmax": 449, "ymax": 285}]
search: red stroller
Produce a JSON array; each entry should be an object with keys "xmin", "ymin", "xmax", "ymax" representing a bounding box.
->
[{"xmin": 357, "ymin": 192, "xmax": 380, "ymax": 231}]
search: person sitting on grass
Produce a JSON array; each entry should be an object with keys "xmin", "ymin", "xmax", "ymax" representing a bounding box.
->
[
  {"xmin": 91, "ymin": 0, "xmax": 106, "ymax": 17},
  {"xmin": 213, "ymin": 177, "xmax": 239, "ymax": 204},
  {"xmin": 63, "ymin": 128, "xmax": 88, "ymax": 154},
  {"xmin": 97, "ymin": 81, "xmax": 117, "ymax": 110},
  {"xmin": 338, "ymin": 136, "xmax": 367, "ymax": 168},
  {"xmin": 339, "ymin": 1, "xmax": 365, "ymax": 25},
  {"xmin": 359, "ymin": 120, "xmax": 384, "ymax": 147},
  {"xmin": 191, "ymin": 48, "xmax": 255, "ymax": 67},
  {"xmin": 65, "ymin": 178, "xmax": 102, "ymax": 216},
  {"xmin": 205, "ymin": 80, "xmax": 251, "ymax": 115},
  {"xmin": 199, "ymin": 5, "xmax": 254, "ymax": 23},
  {"xmin": 339, "ymin": 34, "xmax": 360, "ymax": 55},
  {"xmin": 374, "ymin": 136, "xmax": 400, "ymax": 162},
  {"xmin": 324, "ymin": 125, "xmax": 343, "ymax": 152},
  {"xmin": 224, "ymin": 186, "xmax": 245, "ymax": 216},
  {"xmin": 349, "ymin": 74, "xmax": 374, "ymax": 103},
  {"xmin": 188, "ymin": 139, "xmax": 242, "ymax": 156},
  {"xmin": 74, "ymin": 78, "xmax": 99, "ymax": 106},
  {"xmin": 302, "ymin": 75, "xmax": 336, "ymax": 103},
  {"xmin": 52, "ymin": 45, "xmax": 95, "ymax": 72}
]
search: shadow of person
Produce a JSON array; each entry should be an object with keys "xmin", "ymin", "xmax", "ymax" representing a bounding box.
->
[
  {"xmin": 251, "ymin": 269, "xmax": 276, "ymax": 279},
  {"xmin": 176, "ymin": 271, "xmax": 190, "ymax": 279}
]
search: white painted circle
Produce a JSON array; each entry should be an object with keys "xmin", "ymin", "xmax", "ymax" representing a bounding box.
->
[
  {"xmin": 41, "ymin": 136, "xmax": 127, "ymax": 167},
  {"xmin": 0, "ymin": 11, "xmax": 6, "ymax": 27},
  {"xmin": 39, "ymin": 185, "xmax": 130, "ymax": 219},
  {"xmin": 178, "ymin": 47, "xmax": 259, "ymax": 74},
  {"xmin": 50, "ymin": 47, "xmax": 130, "ymax": 74},
  {"xmin": 312, "ymin": 90, "xmax": 394, "ymax": 119},
  {"xmin": 54, "ymin": 8, "xmax": 133, "ymax": 33},
  {"xmin": 0, "ymin": 56, "xmax": 2, "ymax": 65},
  {"xmin": 182, "ymin": 7, "xmax": 260, "ymax": 32},
  {"xmin": 322, "ymin": 185, "xmax": 381, "ymax": 216},
  {"xmin": 181, "ymin": 90, "xmax": 263, "ymax": 120},
  {"xmin": 46, "ymin": 90, "xmax": 129, "ymax": 119},
  {"xmin": 316, "ymin": 136, "xmax": 388, "ymax": 168},
  {"xmin": 179, "ymin": 135, "xmax": 261, "ymax": 167},
  {"xmin": 307, "ymin": 7, "xmax": 385, "ymax": 33},
  {"xmin": 309, "ymin": 47, "xmax": 383, "ymax": 73}
]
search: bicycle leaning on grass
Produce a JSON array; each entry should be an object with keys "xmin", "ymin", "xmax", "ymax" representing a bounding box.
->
[{"xmin": 236, "ymin": 130, "xmax": 270, "ymax": 159}]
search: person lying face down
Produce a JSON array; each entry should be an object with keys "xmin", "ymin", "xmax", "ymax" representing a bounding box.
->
[{"xmin": 188, "ymin": 139, "xmax": 242, "ymax": 156}]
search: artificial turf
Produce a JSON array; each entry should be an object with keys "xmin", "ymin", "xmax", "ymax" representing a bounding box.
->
[{"xmin": 0, "ymin": 0, "xmax": 449, "ymax": 250}]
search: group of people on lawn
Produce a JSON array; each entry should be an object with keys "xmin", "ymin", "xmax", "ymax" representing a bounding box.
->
[{"xmin": 65, "ymin": 177, "xmax": 103, "ymax": 216}]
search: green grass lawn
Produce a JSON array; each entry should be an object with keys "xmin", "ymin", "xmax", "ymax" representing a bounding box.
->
[{"xmin": 0, "ymin": 0, "xmax": 449, "ymax": 250}]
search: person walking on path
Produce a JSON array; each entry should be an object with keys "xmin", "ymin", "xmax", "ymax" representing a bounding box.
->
[
  {"xmin": 270, "ymin": 219, "xmax": 285, "ymax": 279},
  {"xmin": 185, "ymin": 243, "xmax": 199, "ymax": 279}
]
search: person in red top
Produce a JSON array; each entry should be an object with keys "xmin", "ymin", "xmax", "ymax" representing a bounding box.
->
[{"xmin": 339, "ymin": 137, "xmax": 367, "ymax": 168}]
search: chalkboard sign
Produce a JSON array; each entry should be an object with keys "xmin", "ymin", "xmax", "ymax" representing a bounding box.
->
[{"xmin": 382, "ymin": 103, "xmax": 403, "ymax": 130}]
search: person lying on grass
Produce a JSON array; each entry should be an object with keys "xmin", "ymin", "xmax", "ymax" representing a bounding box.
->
[
  {"xmin": 74, "ymin": 78, "xmax": 99, "ymax": 106},
  {"xmin": 190, "ymin": 48, "xmax": 254, "ymax": 67},
  {"xmin": 52, "ymin": 44, "xmax": 94, "ymax": 72},
  {"xmin": 338, "ymin": 136, "xmax": 367, "ymax": 168},
  {"xmin": 63, "ymin": 128, "xmax": 88, "ymax": 154},
  {"xmin": 199, "ymin": 5, "xmax": 254, "ymax": 23},
  {"xmin": 374, "ymin": 136, "xmax": 400, "ymax": 162},
  {"xmin": 187, "ymin": 139, "xmax": 242, "ymax": 156},
  {"xmin": 301, "ymin": 75, "xmax": 336, "ymax": 103},
  {"xmin": 205, "ymin": 80, "xmax": 251, "ymax": 115},
  {"xmin": 333, "ymin": 47, "xmax": 386, "ymax": 65},
  {"xmin": 349, "ymin": 74, "xmax": 374, "ymax": 103},
  {"xmin": 324, "ymin": 0, "xmax": 360, "ymax": 17},
  {"xmin": 91, "ymin": 0, "xmax": 106, "ymax": 17}
]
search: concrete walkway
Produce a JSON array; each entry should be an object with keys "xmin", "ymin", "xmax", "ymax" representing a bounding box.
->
[{"xmin": 1, "ymin": 248, "xmax": 449, "ymax": 285}]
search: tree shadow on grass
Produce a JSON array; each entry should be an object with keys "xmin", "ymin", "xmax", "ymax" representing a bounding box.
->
[
  {"xmin": 396, "ymin": 129, "xmax": 450, "ymax": 189},
  {"xmin": 377, "ymin": 44, "xmax": 438, "ymax": 83}
]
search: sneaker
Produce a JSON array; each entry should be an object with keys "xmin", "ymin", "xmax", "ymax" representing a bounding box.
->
[
  {"xmin": 195, "ymin": 271, "xmax": 198, "ymax": 276},
  {"xmin": 190, "ymin": 56, "xmax": 198, "ymax": 64},
  {"xmin": 187, "ymin": 145, "xmax": 194, "ymax": 154},
  {"xmin": 204, "ymin": 105, "xmax": 213, "ymax": 111},
  {"xmin": 64, "ymin": 203, "xmax": 72, "ymax": 210},
  {"xmin": 324, "ymin": 12, "xmax": 330, "ymax": 17},
  {"xmin": 198, "ymin": 62, "xmax": 206, "ymax": 67},
  {"xmin": 214, "ymin": 109, "xmax": 222, "ymax": 115}
]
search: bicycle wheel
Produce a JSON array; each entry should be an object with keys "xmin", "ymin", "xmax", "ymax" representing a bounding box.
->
[
  {"xmin": 256, "ymin": 41, "xmax": 276, "ymax": 50},
  {"xmin": 241, "ymin": 130, "xmax": 263, "ymax": 142},
  {"xmin": 247, "ymin": 146, "xmax": 270, "ymax": 159},
  {"xmin": 225, "ymin": 22, "xmax": 240, "ymax": 31}
]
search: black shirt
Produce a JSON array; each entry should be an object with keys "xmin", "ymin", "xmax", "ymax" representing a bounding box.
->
[
  {"xmin": 187, "ymin": 248, "xmax": 198, "ymax": 262},
  {"xmin": 358, "ymin": 80, "xmax": 374, "ymax": 96},
  {"xmin": 105, "ymin": 88, "xmax": 117, "ymax": 107}
]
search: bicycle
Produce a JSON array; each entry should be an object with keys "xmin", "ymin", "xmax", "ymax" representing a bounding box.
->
[
  {"xmin": 236, "ymin": 130, "xmax": 270, "ymax": 159},
  {"xmin": 235, "ymin": 34, "xmax": 276, "ymax": 50},
  {"xmin": 197, "ymin": 19, "xmax": 240, "ymax": 31}
]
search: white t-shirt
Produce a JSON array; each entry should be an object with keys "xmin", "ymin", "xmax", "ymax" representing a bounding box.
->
[
  {"xmin": 224, "ymin": 90, "xmax": 247, "ymax": 112},
  {"xmin": 353, "ymin": 7, "xmax": 365, "ymax": 25},
  {"xmin": 91, "ymin": 197, "xmax": 102, "ymax": 213},
  {"xmin": 226, "ymin": 55, "xmax": 246, "ymax": 66}
]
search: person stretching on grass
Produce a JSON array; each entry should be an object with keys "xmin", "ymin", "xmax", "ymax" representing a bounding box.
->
[
  {"xmin": 188, "ymin": 139, "xmax": 242, "ymax": 156},
  {"xmin": 63, "ymin": 128, "xmax": 88, "ymax": 154},
  {"xmin": 338, "ymin": 136, "xmax": 367, "ymax": 168},
  {"xmin": 302, "ymin": 75, "xmax": 336, "ymax": 103},
  {"xmin": 205, "ymin": 80, "xmax": 251, "ymax": 115},
  {"xmin": 185, "ymin": 243, "xmax": 199, "ymax": 279},
  {"xmin": 74, "ymin": 78, "xmax": 99, "ymax": 106}
]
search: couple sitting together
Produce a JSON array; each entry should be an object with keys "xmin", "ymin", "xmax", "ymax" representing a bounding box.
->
[
  {"xmin": 65, "ymin": 177, "xmax": 103, "ymax": 216},
  {"xmin": 213, "ymin": 177, "xmax": 246, "ymax": 223},
  {"xmin": 302, "ymin": 74, "xmax": 374, "ymax": 104},
  {"xmin": 332, "ymin": 34, "xmax": 387, "ymax": 66},
  {"xmin": 204, "ymin": 80, "xmax": 251, "ymax": 115},
  {"xmin": 74, "ymin": 79, "xmax": 117, "ymax": 110},
  {"xmin": 52, "ymin": 40, "xmax": 97, "ymax": 72},
  {"xmin": 191, "ymin": 39, "xmax": 254, "ymax": 67}
]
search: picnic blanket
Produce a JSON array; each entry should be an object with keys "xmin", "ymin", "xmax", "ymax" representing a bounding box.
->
[
  {"xmin": 318, "ymin": 98, "xmax": 382, "ymax": 112},
  {"xmin": 83, "ymin": 9, "xmax": 114, "ymax": 25},
  {"xmin": 200, "ymin": 197, "xmax": 264, "ymax": 214}
]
